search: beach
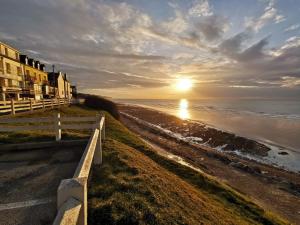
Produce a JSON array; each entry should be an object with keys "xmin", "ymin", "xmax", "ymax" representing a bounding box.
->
[
  {"xmin": 119, "ymin": 103, "xmax": 300, "ymax": 223},
  {"xmin": 117, "ymin": 99, "xmax": 300, "ymax": 172}
]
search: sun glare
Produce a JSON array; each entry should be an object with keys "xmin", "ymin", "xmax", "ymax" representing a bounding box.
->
[
  {"xmin": 178, "ymin": 99, "xmax": 190, "ymax": 120},
  {"xmin": 176, "ymin": 78, "xmax": 193, "ymax": 91}
]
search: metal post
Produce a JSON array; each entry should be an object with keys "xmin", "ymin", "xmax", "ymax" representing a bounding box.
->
[
  {"xmin": 11, "ymin": 99, "xmax": 15, "ymax": 115},
  {"xmin": 55, "ymin": 112, "xmax": 61, "ymax": 141}
]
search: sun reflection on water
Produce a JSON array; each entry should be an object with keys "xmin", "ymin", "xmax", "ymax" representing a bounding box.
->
[{"xmin": 178, "ymin": 99, "xmax": 190, "ymax": 120}]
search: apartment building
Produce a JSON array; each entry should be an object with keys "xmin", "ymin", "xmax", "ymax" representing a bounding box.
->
[
  {"xmin": 0, "ymin": 42, "xmax": 25, "ymax": 101},
  {"xmin": 48, "ymin": 72, "xmax": 72, "ymax": 99},
  {"xmin": 20, "ymin": 55, "xmax": 48, "ymax": 100},
  {"xmin": 0, "ymin": 41, "xmax": 75, "ymax": 101}
]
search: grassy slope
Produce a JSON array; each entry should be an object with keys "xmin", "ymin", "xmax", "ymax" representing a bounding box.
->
[
  {"xmin": 0, "ymin": 105, "xmax": 288, "ymax": 224},
  {"xmin": 89, "ymin": 111, "xmax": 288, "ymax": 225}
]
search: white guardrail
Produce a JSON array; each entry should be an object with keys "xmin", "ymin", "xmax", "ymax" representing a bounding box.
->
[
  {"xmin": 0, "ymin": 98, "xmax": 72, "ymax": 115},
  {"xmin": 53, "ymin": 115, "xmax": 105, "ymax": 225},
  {"xmin": 0, "ymin": 113, "xmax": 105, "ymax": 225}
]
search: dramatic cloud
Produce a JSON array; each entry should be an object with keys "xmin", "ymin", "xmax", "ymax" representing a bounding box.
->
[{"xmin": 0, "ymin": 0, "xmax": 299, "ymax": 99}]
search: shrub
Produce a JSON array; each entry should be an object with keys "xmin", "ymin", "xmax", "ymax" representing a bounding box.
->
[{"xmin": 83, "ymin": 94, "xmax": 120, "ymax": 120}]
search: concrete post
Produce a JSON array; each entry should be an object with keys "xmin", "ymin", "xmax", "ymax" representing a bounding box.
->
[
  {"xmin": 93, "ymin": 114, "xmax": 102, "ymax": 165},
  {"xmin": 55, "ymin": 113, "xmax": 61, "ymax": 141},
  {"xmin": 57, "ymin": 177, "xmax": 87, "ymax": 225},
  {"xmin": 10, "ymin": 99, "xmax": 15, "ymax": 115}
]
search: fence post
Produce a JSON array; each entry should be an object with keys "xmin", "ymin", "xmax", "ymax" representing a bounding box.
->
[
  {"xmin": 30, "ymin": 99, "xmax": 33, "ymax": 111},
  {"xmin": 55, "ymin": 112, "xmax": 61, "ymax": 141},
  {"xmin": 57, "ymin": 178, "xmax": 87, "ymax": 225},
  {"xmin": 93, "ymin": 114, "xmax": 102, "ymax": 165},
  {"xmin": 102, "ymin": 115, "xmax": 106, "ymax": 141},
  {"xmin": 11, "ymin": 99, "xmax": 15, "ymax": 115}
]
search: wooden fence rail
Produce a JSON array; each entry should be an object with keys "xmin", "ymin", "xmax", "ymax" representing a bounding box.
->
[{"xmin": 0, "ymin": 98, "xmax": 72, "ymax": 115}]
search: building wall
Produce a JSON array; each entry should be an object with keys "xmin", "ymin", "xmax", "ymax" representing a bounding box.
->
[
  {"xmin": 23, "ymin": 65, "xmax": 48, "ymax": 84},
  {"xmin": 23, "ymin": 65, "xmax": 48, "ymax": 100},
  {"xmin": 0, "ymin": 43, "xmax": 19, "ymax": 60},
  {"xmin": 0, "ymin": 42, "xmax": 24, "ymax": 100},
  {"xmin": 57, "ymin": 74, "xmax": 65, "ymax": 98}
]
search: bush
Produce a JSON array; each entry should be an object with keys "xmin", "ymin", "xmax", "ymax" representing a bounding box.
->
[{"xmin": 83, "ymin": 94, "xmax": 120, "ymax": 120}]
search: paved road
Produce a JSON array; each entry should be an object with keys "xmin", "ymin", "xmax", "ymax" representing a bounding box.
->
[{"xmin": 0, "ymin": 144, "xmax": 85, "ymax": 225}]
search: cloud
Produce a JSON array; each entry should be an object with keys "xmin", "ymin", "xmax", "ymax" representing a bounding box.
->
[
  {"xmin": 0, "ymin": 0, "xmax": 299, "ymax": 99},
  {"xmin": 281, "ymin": 76, "xmax": 300, "ymax": 88},
  {"xmin": 195, "ymin": 16, "xmax": 229, "ymax": 41},
  {"xmin": 188, "ymin": 0, "xmax": 213, "ymax": 17},
  {"xmin": 245, "ymin": 0, "xmax": 285, "ymax": 32},
  {"xmin": 285, "ymin": 24, "xmax": 300, "ymax": 32}
]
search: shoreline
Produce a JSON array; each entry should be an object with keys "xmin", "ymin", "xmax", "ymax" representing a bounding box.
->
[
  {"xmin": 117, "ymin": 100, "xmax": 300, "ymax": 152},
  {"xmin": 118, "ymin": 103, "xmax": 300, "ymax": 173},
  {"xmin": 119, "ymin": 104, "xmax": 300, "ymax": 223}
]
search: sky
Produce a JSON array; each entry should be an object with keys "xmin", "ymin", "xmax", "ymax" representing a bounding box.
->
[{"xmin": 0, "ymin": 0, "xmax": 300, "ymax": 99}]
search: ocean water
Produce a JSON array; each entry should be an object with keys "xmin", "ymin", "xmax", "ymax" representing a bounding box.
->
[{"xmin": 117, "ymin": 99, "xmax": 300, "ymax": 172}]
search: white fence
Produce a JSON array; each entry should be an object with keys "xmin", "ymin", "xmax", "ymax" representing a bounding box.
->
[
  {"xmin": 0, "ymin": 98, "xmax": 71, "ymax": 115},
  {"xmin": 53, "ymin": 115, "xmax": 105, "ymax": 225},
  {"xmin": 0, "ymin": 112, "xmax": 98, "ymax": 141},
  {"xmin": 0, "ymin": 113, "xmax": 105, "ymax": 225}
]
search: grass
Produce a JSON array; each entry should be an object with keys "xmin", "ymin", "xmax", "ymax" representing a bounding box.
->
[
  {"xmin": 89, "ymin": 110, "xmax": 288, "ymax": 225},
  {"xmin": 0, "ymin": 105, "xmax": 98, "ymax": 144},
  {"xmin": 0, "ymin": 104, "xmax": 288, "ymax": 224}
]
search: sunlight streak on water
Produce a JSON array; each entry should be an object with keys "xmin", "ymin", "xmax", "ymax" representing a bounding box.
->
[{"xmin": 178, "ymin": 99, "xmax": 190, "ymax": 120}]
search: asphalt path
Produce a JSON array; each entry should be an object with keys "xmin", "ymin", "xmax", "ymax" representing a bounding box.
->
[{"xmin": 0, "ymin": 144, "xmax": 85, "ymax": 225}]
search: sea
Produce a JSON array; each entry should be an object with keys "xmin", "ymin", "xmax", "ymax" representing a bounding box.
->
[{"xmin": 116, "ymin": 98, "xmax": 300, "ymax": 172}]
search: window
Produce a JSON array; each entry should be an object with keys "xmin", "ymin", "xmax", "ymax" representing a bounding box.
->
[
  {"xmin": 5, "ymin": 48, "xmax": 8, "ymax": 56},
  {"xmin": 26, "ymin": 70, "xmax": 30, "ymax": 76},
  {"xmin": 17, "ymin": 67, "xmax": 22, "ymax": 75},
  {"xmin": 39, "ymin": 74, "xmax": 41, "ymax": 81},
  {"xmin": 6, "ymin": 63, "xmax": 11, "ymax": 74},
  {"xmin": 15, "ymin": 52, "xmax": 19, "ymax": 60},
  {"xmin": 0, "ymin": 58, "xmax": 3, "ymax": 73}
]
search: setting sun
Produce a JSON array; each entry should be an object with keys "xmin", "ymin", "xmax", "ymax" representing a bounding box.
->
[{"xmin": 176, "ymin": 78, "xmax": 193, "ymax": 91}]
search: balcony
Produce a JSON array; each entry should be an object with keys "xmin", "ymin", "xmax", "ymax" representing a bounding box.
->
[{"xmin": 0, "ymin": 73, "xmax": 23, "ymax": 81}]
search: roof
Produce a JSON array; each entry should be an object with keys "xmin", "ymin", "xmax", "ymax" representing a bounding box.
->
[{"xmin": 0, "ymin": 41, "xmax": 20, "ymax": 53}]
